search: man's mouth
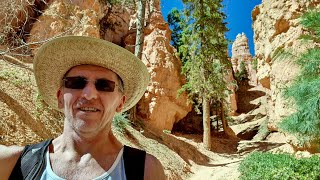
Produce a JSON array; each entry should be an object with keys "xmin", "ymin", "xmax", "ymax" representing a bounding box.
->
[{"xmin": 79, "ymin": 107, "xmax": 99, "ymax": 112}]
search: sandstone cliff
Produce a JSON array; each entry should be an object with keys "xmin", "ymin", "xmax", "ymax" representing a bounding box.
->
[{"xmin": 252, "ymin": 0, "xmax": 319, "ymax": 133}]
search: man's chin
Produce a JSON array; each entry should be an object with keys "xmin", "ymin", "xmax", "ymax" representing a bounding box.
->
[{"xmin": 73, "ymin": 126, "xmax": 101, "ymax": 138}]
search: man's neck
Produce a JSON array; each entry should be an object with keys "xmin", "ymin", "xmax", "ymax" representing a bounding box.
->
[{"xmin": 52, "ymin": 129, "xmax": 122, "ymax": 157}]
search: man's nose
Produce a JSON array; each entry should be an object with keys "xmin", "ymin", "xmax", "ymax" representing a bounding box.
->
[{"xmin": 82, "ymin": 82, "xmax": 98, "ymax": 100}]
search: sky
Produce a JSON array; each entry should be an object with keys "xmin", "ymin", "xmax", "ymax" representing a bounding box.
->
[{"xmin": 160, "ymin": 0, "xmax": 262, "ymax": 57}]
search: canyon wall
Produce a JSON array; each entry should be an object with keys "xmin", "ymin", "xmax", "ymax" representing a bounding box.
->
[{"xmin": 252, "ymin": 0, "xmax": 319, "ymax": 131}]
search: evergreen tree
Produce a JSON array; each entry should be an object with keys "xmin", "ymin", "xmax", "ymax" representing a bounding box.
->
[
  {"xmin": 167, "ymin": 8, "xmax": 185, "ymax": 51},
  {"xmin": 179, "ymin": 0, "xmax": 229, "ymax": 150},
  {"xmin": 235, "ymin": 61, "xmax": 249, "ymax": 81},
  {"xmin": 280, "ymin": 8, "xmax": 320, "ymax": 149}
]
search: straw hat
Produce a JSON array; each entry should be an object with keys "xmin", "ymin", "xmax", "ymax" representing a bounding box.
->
[{"xmin": 34, "ymin": 36, "xmax": 150, "ymax": 112}]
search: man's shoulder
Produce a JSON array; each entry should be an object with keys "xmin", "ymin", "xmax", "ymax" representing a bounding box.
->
[
  {"xmin": 144, "ymin": 153, "xmax": 165, "ymax": 180},
  {"xmin": 0, "ymin": 144, "xmax": 24, "ymax": 159},
  {"xmin": 122, "ymin": 146, "xmax": 165, "ymax": 179},
  {"xmin": 0, "ymin": 145, "xmax": 24, "ymax": 179}
]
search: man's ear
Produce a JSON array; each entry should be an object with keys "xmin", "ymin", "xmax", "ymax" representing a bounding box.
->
[
  {"xmin": 116, "ymin": 95, "xmax": 126, "ymax": 113},
  {"xmin": 57, "ymin": 88, "xmax": 64, "ymax": 109}
]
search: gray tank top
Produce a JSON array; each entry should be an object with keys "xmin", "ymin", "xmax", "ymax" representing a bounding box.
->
[{"xmin": 40, "ymin": 148, "xmax": 127, "ymax": 180}]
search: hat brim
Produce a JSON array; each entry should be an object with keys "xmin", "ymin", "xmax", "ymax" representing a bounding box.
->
[{"xmin": 34, "ymin": 36, "xmax": 150, "ymax": 112}]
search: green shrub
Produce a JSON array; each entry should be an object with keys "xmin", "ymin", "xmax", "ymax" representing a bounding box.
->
[
  {"xmin": 239, "ymin": 152, "xmax": 320, "ymax": 180},
  {"xmin": 251, "ymin": 57, "xmax": 258, "ymax": 71},
  {"xmin": 235, "ymin": 61, "xmax": 249, "ymax": 81},
  {"xmin": 112, "ymin": 113, "xmax": 131, "ymax": 133}
]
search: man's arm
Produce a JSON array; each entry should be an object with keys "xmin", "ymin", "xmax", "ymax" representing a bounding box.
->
[
  {"xmin": 0, "ymin": 145, "xmax": 24, "ymax": 179},
  {"xmin": 144, "ymin": 154, "xmax": 166, "ymax": 180}
]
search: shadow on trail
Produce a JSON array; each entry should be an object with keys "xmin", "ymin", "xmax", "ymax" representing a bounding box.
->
[
  {"xmin": 237, "ymin": 141, "xmax": 286, "ymax": 154},
  {"xmin": 236, "ymin": 80, "xmax": 266, "ymax": 114},
  {"xmin": 141, "ymin": 128, "xmax": 210, "ymax": 166}
]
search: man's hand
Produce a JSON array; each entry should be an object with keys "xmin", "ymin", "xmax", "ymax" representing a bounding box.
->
[{"xmin": 0, "ymin": 145, "xmax": 24, "ymax": 180}]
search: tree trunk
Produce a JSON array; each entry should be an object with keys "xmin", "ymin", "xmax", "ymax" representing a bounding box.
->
[
  {"xmin": 130, "ymin": 0, "xmax": 146, "ymax": 121},
  {"xmin": 220, "ymin": 100, "xmax": 228, "ymax": 131},
  {"xmin": 220, "ymin": 100, "xmax": 236, "ymax": 138},
  {"xmin": 148, "ymin": 0, "xmax": 154, "ymax": 16},
  {"xmin": 203, "ymin": 96, "xmax": 211, "ymax": 150},
  {"xmin": 216, "ymin": 108, "xmax": 219, "ymax": 131},
  {"xmin": 134, "ymin": 0, "xmax": 146, "ymax": 59}
]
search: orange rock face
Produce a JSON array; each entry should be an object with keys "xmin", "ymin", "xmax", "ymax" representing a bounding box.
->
[
  {"xmin": 231, "ymin": 33, "xmax": 257, "ymax": 86},
  {"xmin": 28, "ymin": 0, "xmax": 101, "ymax": 46},
  {"xmin": 135, "ymin": 1, "xmax": 192, "ymax": 130}
]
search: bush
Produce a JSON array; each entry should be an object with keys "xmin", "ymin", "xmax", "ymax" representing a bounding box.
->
[
  {"xmin": 112, "ymin": 113, "xmax": 131, "ymax": 133},
  {"xmin": 251, "ymin": 57, "xmax": 258, "ymax": 71},
  {"xmin": 235, "ymin": 61, "xmax": 249, "ymax": 81},
  {"xmin": 239, "ymin": 152, "xmax": 320, "ymax": 180}
]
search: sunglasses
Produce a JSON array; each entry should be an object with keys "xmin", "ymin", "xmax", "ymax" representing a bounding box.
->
[{"xmin": 63, "ymin": 76, "xmax": 118, "ymax": 92}]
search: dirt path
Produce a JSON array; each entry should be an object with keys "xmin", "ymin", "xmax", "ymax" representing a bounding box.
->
[{"xmin": 189, "ymin": 161, "xmax": 241, "ymax": 180}]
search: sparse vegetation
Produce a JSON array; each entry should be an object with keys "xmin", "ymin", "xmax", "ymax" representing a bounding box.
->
[
  {"xmin": 0, "ymin": 69, "xmax": 29, "ymax": 87},
  {"xmin": 163, "ymin": 130, "xmax": 171, "ymax": 134}
]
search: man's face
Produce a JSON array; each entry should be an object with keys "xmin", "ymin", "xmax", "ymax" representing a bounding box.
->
[{"xmin": 57, "ymin": 65, "xmax": 126, "ymax": 137}]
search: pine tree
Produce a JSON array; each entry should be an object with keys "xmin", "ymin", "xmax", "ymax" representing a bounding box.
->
[
  {"xmin": 179, "ymin": 0, "xmax": 229, "ymax": 150},
  {"xmin": 280, "ymin": 8, "xmax": 320, "ymax": 149},
  {"xmin": 167, "ymin": 8, "xmax": 185, "ymax": 51}
]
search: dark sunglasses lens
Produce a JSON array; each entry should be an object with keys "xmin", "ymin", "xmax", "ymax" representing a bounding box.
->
[
  {"xmin": 96, "ymin": 79, "xmax": 115, "ymax": 92},
  {"xmin": 64, "ymin": 77, "xmax": 87, "ymax": 89}
]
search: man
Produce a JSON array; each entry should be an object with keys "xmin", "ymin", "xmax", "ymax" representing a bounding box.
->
[{"xmin": 0, "ymin": 36, "xmax": 165, "ymax": 180}]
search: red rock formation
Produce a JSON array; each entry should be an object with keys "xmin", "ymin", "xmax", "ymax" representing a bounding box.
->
[
  {"xmin": 231, "ymin": 33, "xmax": 257, "ymax": 86},
  {"xmin": 134, "ymin": 0, "xmax": 192, "ymax": 131},
  {"xmin": 224, "ymin": 65, "xmax": 238, "ymax": 115},
  {"xmin": 231, "ymin": 33, "xmax": 251, "ymax": 72}
]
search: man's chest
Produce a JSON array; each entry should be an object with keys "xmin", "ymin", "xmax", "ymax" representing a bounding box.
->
[{"xmin": 48, "ymin": 153, "xmax": 117, "ymax": 179}]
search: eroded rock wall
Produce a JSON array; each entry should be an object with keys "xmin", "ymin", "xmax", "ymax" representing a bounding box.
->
[
  {"xmin": 252, "ymin": 0, "xmax": 319, "ymax": 131},
  {"xmin": 135, "ymin": 1, "xmax": 192, "ymax": 131}
]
